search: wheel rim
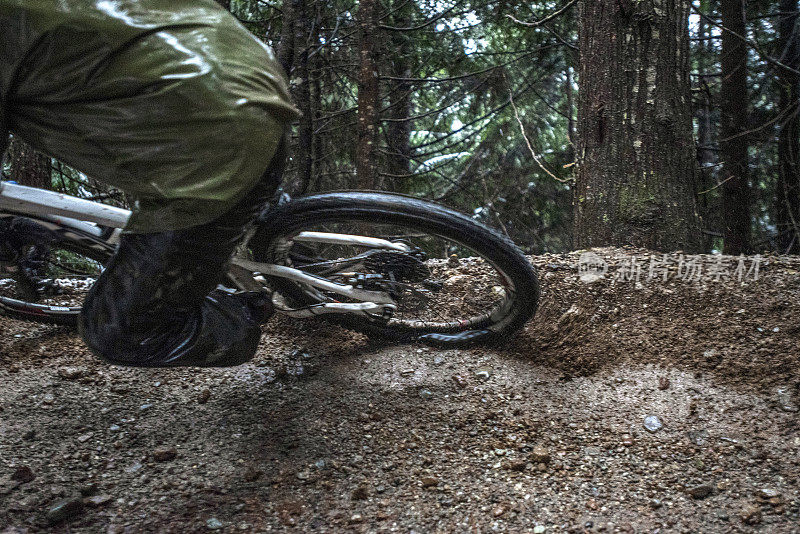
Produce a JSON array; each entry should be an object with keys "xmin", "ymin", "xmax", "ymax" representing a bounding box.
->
[{"xmin": 260, "ymin": 219, "xmax": 518, "ymax": 333}]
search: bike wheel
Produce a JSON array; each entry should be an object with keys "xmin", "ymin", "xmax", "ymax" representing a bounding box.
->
[
  {"xmin": 249, "ymin": 192, "xmax": 539, "ymax": 346},
  {"xmin": 0, "ymin": 234, "xmax": 110, "ymax": 326}
]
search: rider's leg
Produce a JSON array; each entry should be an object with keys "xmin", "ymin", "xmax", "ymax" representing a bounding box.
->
[
  {"xmin": 1, "ymin": 2, "xmax": 298, "ymax": 366},
  {"xmin": 79, "ymin": 137, "xmax": 287, "ymax": 367}
]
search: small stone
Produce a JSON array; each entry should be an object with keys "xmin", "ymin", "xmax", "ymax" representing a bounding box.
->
[
  {"xmin": 687, "ymin": 429, "xmax": 709, "ymax": 446},
  {"xmin": 492, "ymin": 504, "xmax": 507, "ymax": 517},
  {"xmin": 502, "ymin": 459, "xmax": 526, "ymax": 472},
  {"xmin": 621, "ymin": 434, "xmax": 634, "ymax": 446},
  {"xmin": 206, "ymin": 518, "xmax": 223, "ymax": 530},
  {"xmin": 533, "ymin": 526, "xmax": 546, "ymax": 534},
  {"xmin": 376, "ymin": 510, "xmax": 392, "ymax": 521},
  {"xmin": 139, "ymin": 404, "xmax": 153, "ymax": 411},
  {"xmin": 530, "ymin": 445, "xmax": 550, "ymax": 464},
  {"xmin": 108, "ymin": 424, "xmax": 121, "ymax": 432},
  {"xmin": 650, "ymin": 499, "xmax": 662, "ymax": 509},
  {"xmin": 400, "ymin": 369, "xmax": 415, "ymax": 377},
  {"xmin": 46, "ymin": 497, "xmax": 84, "ymax": 525},
  {"xmin": 198, "ymin": 389, "xmax": 211, "ymax": 404},
  {"xmin": 57, "ymin": 367, "xmax": 86, "ymax": 380},
  {"xmin": 757, "ymin": 488, "xmax": 780, "ymax": 499},
  {"xmin": 584, "ymin": 446, "xmax": 601, "ymax": 456},
  {"xmin": 741, "ymin": 504, "xmax": 761, "ymax": 525},
  {"xmin": 776, "ymin": 387, "xmax": 798, "ymax": 412},
  {"xmin": 448, "ymin": 254, "xmax": 459, "ymax": 267},
  {"xmin": 76, "ymin": 433, "xmax": 92, "ymax": 443},
  {"xmin": 418, "ymin": 389, "xmax": 434, "ymax": 400},
  {"xmin": 296, "ymin": 470, "xmax": 311, "ymax": 481},
  {"xmin": 643, "ymin": 415, "xmax": 663, "ymax": 433},
  {"xmin": 686, "ymin": 484, "xmax": 714, "ymax": 499},
  {"xmin": 42, "ymin": 393, "xmax": 55, "ymax": 405},
  {"xmin": 474, "ymin": 367, "xmax": 491, "ymax": 379},
  {"xmin": 420, "ymin": 476, "xmax": 439, "ymax": 488},
  {"xmin": 432, "ymin": 355, "xmax": 445, "ymax": 366},
  {"xmin": 152, "ymin": 447, "xmax": 177, "ymax": 462},
  {"xmin": 658, "ymin": 377, "xmax": 670, "ymax": 390},
  {"xmin": 351, "ymin": 485, "xmax": 368, "ymax": 500},
  {"xmin": 124, "ymin": 461, "xmax": 142, "ymax": 474},
  {"xmin": 349, "ymin": 513, "xmax": 363, "ymax": 523},
  {"xmin": 84, "ymin": 494, "xmax": 112, "ymax": 508},
  {"xmin": 10, "ymin": 466, "xmax": 34, "ymax": 484},
  {"xmin": 452, "ymin": 375, "xmax": 467, "ymax": 388}
]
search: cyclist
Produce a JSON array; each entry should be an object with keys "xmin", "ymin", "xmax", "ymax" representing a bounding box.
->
[{"xmin": 0, "ymin": 1, "xmax": 299, "ymax": 366}]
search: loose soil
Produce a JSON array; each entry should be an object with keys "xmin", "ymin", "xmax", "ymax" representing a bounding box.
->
[{"xmin": 1, "ymin": 248, "xmax": 799, "ymax": 533}]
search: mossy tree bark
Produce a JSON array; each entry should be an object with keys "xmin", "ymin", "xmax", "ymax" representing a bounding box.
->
[{"xmin": 574, "ymin": 0, "xmax": 702, "ymax": 252}]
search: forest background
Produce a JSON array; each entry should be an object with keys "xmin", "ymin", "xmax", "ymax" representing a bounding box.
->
[{"xmin": 3, "ymin": 0, "xmax": 799, "ymax": 256}]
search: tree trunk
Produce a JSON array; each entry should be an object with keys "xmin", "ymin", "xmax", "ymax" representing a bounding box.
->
[
  {"xmin": 293, "ymin": 0, "xmax": 314, "ymax": 194},
  {"xmin": 776, "ymin": 0, "xmax": 800, "ymax": 254},
  {"xmin": 384, "ymin": 4, "xmax": 414, "ymax": 191},
  {"xmin": 719, "ymin": 0, "xmax": 750, "ymax": 254},
  {"xmin": 574, "ymin": 0, "xmax": 701, "ymax": 252},
  {"xmin": 7, "ymin": 138, "xmax": 51, "ymax": 189},
  {"xmin": 696, "ymin": 12, "xmax": 715, "ymax": 251},
  {"xmin": 356, "ymin": 0, "xmax": 380, "ymax": 190},
  {"xmin": 277, "ymin": 0, "xmax": 298, "ymax": 78}
]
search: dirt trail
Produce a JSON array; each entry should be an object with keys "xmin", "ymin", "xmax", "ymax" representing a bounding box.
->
[{"xmin": 1, "ymin": 248, "xmax": 799, "ymax": 533}]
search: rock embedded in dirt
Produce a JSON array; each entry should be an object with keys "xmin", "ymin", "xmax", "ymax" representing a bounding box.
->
[
  {"xmin": 776, "ymin": 387, "xmax": 798, "ymax": 413},
  {"xmin": 420, "ymin": 476, "xmax": 439, "ymax": 488},
  {"xmin": 658, "ymin": 377, "xmax": 670, "ymax": 390},
  {"xmin": 687, "ymin": 429, "xmax": 709, "ymax": 446},
  {"xmin": 84, "ymin": 494, "xmax": 112, "ymax": 508},
  {"xmin": 740, "ymin": 504, "xmax": 762, "ymax": 525},
  {"xmin": 452, "ymin": 375, "xmax": 467, "ymax": 388},
  {"xmin": 206, "ymin": 517, "xmax": 223, "ymax": 530},
  {"xmin": 57, "ymin": 367, "xmax": 86, "ymax": 380},
  {"xmin": 10, "ymin": 466, "xmax": 34, "ymax": 484},
  {"xmin": 474, "ymin": 367, "xmax": 491, "ymax": 379},
  {"xmin": 643, "ymin": 415, "xmax": 663, "ymax": 433},
  {"xmin": 46, "ymin": 497, "xmax": 84, "ymax": 525},
  {"xmin": 686, "ymin": 484, "xmax": 714, "ymax": 499},
  {"xmin": 198, "ymin": 389, "xmax": 211, "ymax": 404},
  {"xmin": 492, "ymin": 504, "xmax": 507, "ymax": 517},
  {"xmin": 530, "ymin": 445, "xmax": 550, "ymax": 464},
  {"xmin": 502, "ymin": 459, "xmax": 526, "ymax": 472},
  {"xmin": 418, "ymin": 389, "xmax": 433, "ymax": 400},
  {"xmin": 152, "ymin": 447, "xmax": 178, "ymax": 462},
  {"xmin": 757, "ymin": 488, "xmax": 780, "ymax": 500}
]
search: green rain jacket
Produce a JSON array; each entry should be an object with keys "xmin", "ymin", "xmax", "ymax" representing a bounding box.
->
[{"xmin": 0, "ymin": 0, "xmax": 299, "ymax": 232}]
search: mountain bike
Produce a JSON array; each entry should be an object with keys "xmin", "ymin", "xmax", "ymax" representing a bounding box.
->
[{"xmin": 0, "ymin": 178, "xmax": 539, "ymax": 347}]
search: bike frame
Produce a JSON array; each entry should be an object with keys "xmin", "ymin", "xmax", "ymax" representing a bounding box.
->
[{"xmin": 0, "ymin": 181, "xmax": 403, "ymax": 318}]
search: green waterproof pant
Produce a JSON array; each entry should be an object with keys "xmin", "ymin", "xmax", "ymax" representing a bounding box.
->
[{"xmin": 0, "ymin": 0, "xmax": 298, "ymax": 232}]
